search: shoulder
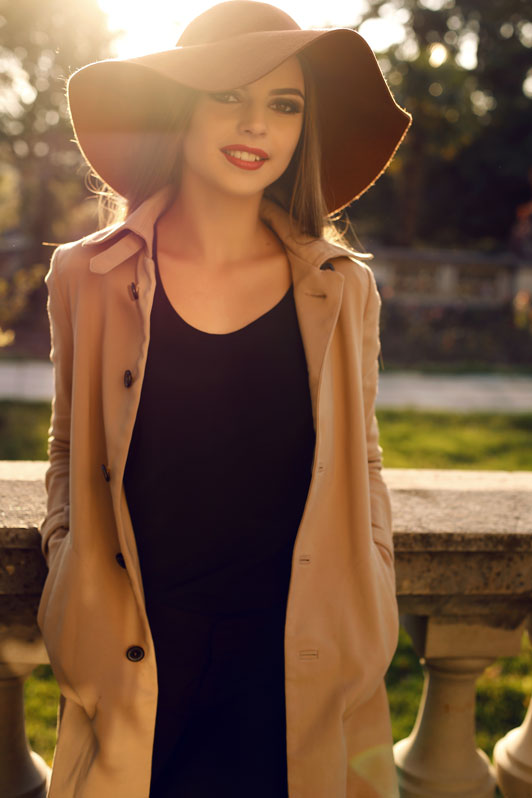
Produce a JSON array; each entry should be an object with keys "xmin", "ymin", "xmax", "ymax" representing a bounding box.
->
[
  {"xmin": 45, "ymin": 224, "xmax": 123, "ymax": 287},
  {"xmin": 329, "ymin": 251, "xmax": 380, "ymax": 310},
  {"xmin": 46, "ymin": 236, "xmax": 93, "ymax": 283}
]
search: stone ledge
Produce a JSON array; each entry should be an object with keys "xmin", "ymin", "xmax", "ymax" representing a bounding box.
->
[{"xmin": 1, "ymin": 463, "xmax": 532, "ymax": 606}]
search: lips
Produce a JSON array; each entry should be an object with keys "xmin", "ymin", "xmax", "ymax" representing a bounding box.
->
[{"xmin": 220, "ymin": 144, "xmax": 269, "ymax": 171}]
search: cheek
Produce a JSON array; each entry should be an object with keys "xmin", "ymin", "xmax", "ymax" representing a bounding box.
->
[{"xmin": 279, "ymin": 119, "xmax": 303, "ymax": 162}]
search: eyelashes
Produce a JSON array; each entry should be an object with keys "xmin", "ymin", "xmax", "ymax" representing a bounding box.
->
[
  {"xmin": 270, "ymin": 99, "xmax": 304, "ymax": 115},
  {"xmin": 208, "ymin": 91, "xmax": 240, "ymax": 103},
  {"xmin": 207, "ymin": 92, "xmax": 304, "ymax": 115}
]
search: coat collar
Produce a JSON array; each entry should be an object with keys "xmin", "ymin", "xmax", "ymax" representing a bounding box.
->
[{"xmin": 84, "ymin": 184, "xmax": 351, "ymax": 275}]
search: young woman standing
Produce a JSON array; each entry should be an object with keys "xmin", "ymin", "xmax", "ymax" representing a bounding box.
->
[{"xmin": 39, "ymin": 2, "xmax": 411, "ymax": 796}]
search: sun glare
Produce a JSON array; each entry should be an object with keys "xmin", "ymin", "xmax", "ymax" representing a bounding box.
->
[{"xmin": 96, "ymin": 0, "xmax": 404, "ymax": 58}]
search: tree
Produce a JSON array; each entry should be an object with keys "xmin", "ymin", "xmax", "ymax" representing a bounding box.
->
[
  {"xmin": 0, "ymin": 0, "xmax": 115, "ymax": 348},
  {"xmin": 351, "ymin": 0, "xmax": 532, "ymax": 248}
]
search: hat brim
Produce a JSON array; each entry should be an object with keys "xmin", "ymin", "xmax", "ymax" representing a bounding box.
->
[{"xmin": 67, "ymin": 28, "xmax": 411, "ymax": 213}]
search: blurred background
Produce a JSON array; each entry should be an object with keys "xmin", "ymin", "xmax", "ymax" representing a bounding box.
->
[{"xmin": 1, "ymin": 0, "xmax": 531, "ymax": 367}]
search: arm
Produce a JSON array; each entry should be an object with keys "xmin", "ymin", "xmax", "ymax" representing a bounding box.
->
[
  {"xmin": 359, "ymin": 265, "xmax": 398, "ymax": 670},
  {"xmin": 361, "ymin": 266, "xmax": 393, "ymax": 556},
  {"xmin": 40, "ymin": 246, "xmax": 73, "ymax": 566}
]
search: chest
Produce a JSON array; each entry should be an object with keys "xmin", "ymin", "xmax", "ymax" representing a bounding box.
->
[{"xmin": 156, "ymin": 248, "xmax": 292, "ymax": 334}]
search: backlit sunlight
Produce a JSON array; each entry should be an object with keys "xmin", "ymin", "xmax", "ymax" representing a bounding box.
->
[{"xmin": 96, "ymin": 0, "xmax": 406, "ymax": 58}]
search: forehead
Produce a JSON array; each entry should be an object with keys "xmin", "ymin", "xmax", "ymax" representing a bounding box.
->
[{"xmin": 239, "ymin": 56, "xmax": 304, "ymax": 93}]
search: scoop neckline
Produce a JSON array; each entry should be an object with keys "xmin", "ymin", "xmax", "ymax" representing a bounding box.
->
[{"xmin": 153, "ymin": 230, "xmax": 294, "ymax": 338}]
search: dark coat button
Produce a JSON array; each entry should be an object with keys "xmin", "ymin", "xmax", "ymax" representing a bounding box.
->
[
  {"xmin": 320, "ymin": 261, "xmax": 335, "ymax": 271},
  {"xmin": 129, "ymin": 282, "xmax": 139, "ymax": 300},
  {"xmin": 101, "ymin": 464, "xmax": 111, "ymax": 482},
  {"xmin": 123, "ymin": 370, "xmax": 133, "ymax": 388},
  {"xmin": 115, "ymin": 552, "xmax": 126, "ymax": 569},
  {"xmin": 126, "ymin": 646, "xmax": 145, "ymax": 662}
]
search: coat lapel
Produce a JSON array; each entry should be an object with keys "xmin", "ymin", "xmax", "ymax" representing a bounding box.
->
[
  {"xmin": 286, "ymin": 251, "xmax": 344, "ymax": 428},
  {"xmin": 259, "ymin": 198, "xmax": 346, "ymax": 428}
]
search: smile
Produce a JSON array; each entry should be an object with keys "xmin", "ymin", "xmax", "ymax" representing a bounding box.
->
[{"xmin": 220, "ymin": 145, "xmax": 269, "ymax": 171}]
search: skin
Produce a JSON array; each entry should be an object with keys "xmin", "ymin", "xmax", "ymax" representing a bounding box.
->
[{"xmin": 155, "ymin": 56, "xmax": 305, "ymax": 334}]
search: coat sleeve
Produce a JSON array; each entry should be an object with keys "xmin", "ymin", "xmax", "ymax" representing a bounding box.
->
[
  {"xmin": 359, "ymin": 264, "xmax": 399, "ymax": 674},
  {"xmin": 39, "ymin": 245, "xmax": 72, "ymax": 566},
  {"xmin": 361, "ymin": 266, "xmax": 393, "ymax": 558}
]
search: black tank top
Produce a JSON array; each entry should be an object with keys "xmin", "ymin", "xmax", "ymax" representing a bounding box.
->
[{"xmin": 124, "ymin": 233, "xmax": 316, "ymax": 615}]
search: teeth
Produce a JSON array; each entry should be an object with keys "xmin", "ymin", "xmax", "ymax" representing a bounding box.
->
[{"xmin": 226, "ymin": 150, "xmax": 264, "ymax": 162}]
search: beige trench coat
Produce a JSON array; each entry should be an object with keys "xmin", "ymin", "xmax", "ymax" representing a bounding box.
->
[{"xmin": 39, "ymin": 185, "xmax": 399, "ymax": 798}]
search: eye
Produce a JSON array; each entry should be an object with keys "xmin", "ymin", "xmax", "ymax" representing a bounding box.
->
[
  {"xmin": 208, "ymin": 91, "xmax": 240, "ymax": 104},
  {"xmin": 270, "ymin": 98, "xmax": 304, "ymax": 115}
]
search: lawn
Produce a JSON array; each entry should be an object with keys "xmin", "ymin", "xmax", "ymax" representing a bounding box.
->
[{"xmin": 1, "ymin": 400, "xmax": 529, "ymax": 768}]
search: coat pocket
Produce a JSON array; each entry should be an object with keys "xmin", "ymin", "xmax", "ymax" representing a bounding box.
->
[
  {"xmin": 37, "ymin": 530, "xmax": 71, "ymax": 630},
  {"xmin": 37, "ymin": 538, "xmax": 85, "ymax": 708}
]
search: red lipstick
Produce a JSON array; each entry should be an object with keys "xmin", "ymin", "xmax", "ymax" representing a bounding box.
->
[{"xmin": 220, "ymin": 144, "xmax": 269, "ymax": 171}]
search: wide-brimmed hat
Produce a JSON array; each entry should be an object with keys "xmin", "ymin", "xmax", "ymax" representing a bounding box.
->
[{"xmin": 67, "ymin": 0, "xmax": 412, "ymax": 213}]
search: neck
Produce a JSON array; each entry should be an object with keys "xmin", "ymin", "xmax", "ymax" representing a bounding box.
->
[{"xmin": 157, "ymin": 173, "xmax": 275, "ymax": 271}]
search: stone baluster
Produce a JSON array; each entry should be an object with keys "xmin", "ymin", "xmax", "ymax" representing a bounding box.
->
[
  {"xmin": 387, "ymin": 469, "xmax": 532, "ymax": 798},
  {"xmin": 394, "ymin": 615, "xmax": 526, "ymax": 798},
  {"xmin": 0, "ymin": 462, "xmax": 51, "ymax": 797},
  {"xmin": 493, "ymin": 621, "xmax": 532, "ymax": 796},
  {"xmin": 0, "ymin": 661, "xmax": 50, "ymax": 798},
  {"xmin": 494, "ymin": 698, "xmax": 532, "ymax": 796}
]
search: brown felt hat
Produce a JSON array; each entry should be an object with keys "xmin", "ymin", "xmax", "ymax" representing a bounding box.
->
[{"xmin": 67, "ymin": 0, "xmax": 412, "ymax": 213}]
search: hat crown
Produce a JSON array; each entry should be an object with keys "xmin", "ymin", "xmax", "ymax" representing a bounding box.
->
[{"xmin": 177, "ymin": 1, "xmax": 300, "ymax": 46}]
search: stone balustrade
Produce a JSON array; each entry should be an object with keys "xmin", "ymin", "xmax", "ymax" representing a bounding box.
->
[{"xmin": 1, "ymin": 462, "xmax": 532, "ymax": 797}]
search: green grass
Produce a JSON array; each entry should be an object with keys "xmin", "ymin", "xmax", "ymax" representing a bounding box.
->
[
  {"xmin": 3, "ymin": 400, "xmax": 529, "ymax": 770},
  {"xmin": 24, "ymin": 665, "xmax": 61, "ymax": 766},
  {"xmin": 0, "ymin": 400, "xmax": 50, "ymax": 460},
  {"xmin": 378, "ymin": 409, "xmax": 532, "ymax": 471},
  {"xmin": 3, "ymin": 401, "xmax": 532, "ymax": 472}
]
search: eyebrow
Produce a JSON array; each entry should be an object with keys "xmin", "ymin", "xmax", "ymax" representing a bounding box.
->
[{"xmin": 269, "ymin": 88, "xmax": 305, "ymax": 99}]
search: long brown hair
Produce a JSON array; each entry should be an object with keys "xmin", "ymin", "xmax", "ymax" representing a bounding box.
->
[{"xmin": 89, "ymin": 55, "xmax": 361, "ymax": 250}]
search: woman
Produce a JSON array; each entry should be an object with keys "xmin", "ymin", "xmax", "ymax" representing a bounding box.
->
[{"xmin": 39, "ymin": 2, "xmax": 411, "ymax": 797}]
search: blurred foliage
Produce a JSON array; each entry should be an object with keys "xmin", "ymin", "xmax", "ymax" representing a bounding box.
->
[
  {"xmin": 0, "ymin": 0, "xmax": 115, "ymax": 348},
  {"xmin": 380, "ymin": 300, "xmax": 532, "ymax": 368},
  {"xmin": 0, "ymin": 262, "xmax": 45, "ymax": 346},
  {"xmin": 352, "ymin": 0, "xmax": 532, "ymax": 249},
  {"xmin": 513, "ymin": 289, "xmax": 532, "ymax": 333},
  {"xmin": 1, "ymin": 0, "xmax": 532, "ymax": 355}
]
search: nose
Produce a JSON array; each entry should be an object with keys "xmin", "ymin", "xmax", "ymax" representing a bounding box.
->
[{"xmin": 237, "ymin": 100, "xmax": 267, "ymax": 137}]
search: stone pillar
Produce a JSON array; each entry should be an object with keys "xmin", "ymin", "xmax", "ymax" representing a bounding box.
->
[
  {"xmin": 493, "ymin": 622, "xmax": 532, "ymax": 796},
  {"xmin": 0, "ymin": 662, "xmax": 50, "ymax": 798},
  {"xmin": 394, "ymin": 615, "xmax": 526, "ymax": 798},
  {"xmin": 494, "ymin": 699, "xmax": 532, "ymax": 797},
  {"xmin": 394, "ymin": 655, "xmax": 495, "ymax": 797}
]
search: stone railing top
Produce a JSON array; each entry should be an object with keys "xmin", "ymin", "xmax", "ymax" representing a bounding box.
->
[
  {"xmin": 385, "ymin": 468, "xmax": 532, "ymax": 550},
  {"xmin": 1, "ymin": 462, "xmax": 531, "ymax": 546}
]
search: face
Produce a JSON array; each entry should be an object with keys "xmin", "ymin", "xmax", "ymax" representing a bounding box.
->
[{"xmin": 181, "ymin": 56, "xmax": 305, "ymax": 199}]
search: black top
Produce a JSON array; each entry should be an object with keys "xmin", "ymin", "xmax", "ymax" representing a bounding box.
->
[{"xmin": 124, "ymin": 233, "xmax": 316, "ymax": 616}]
